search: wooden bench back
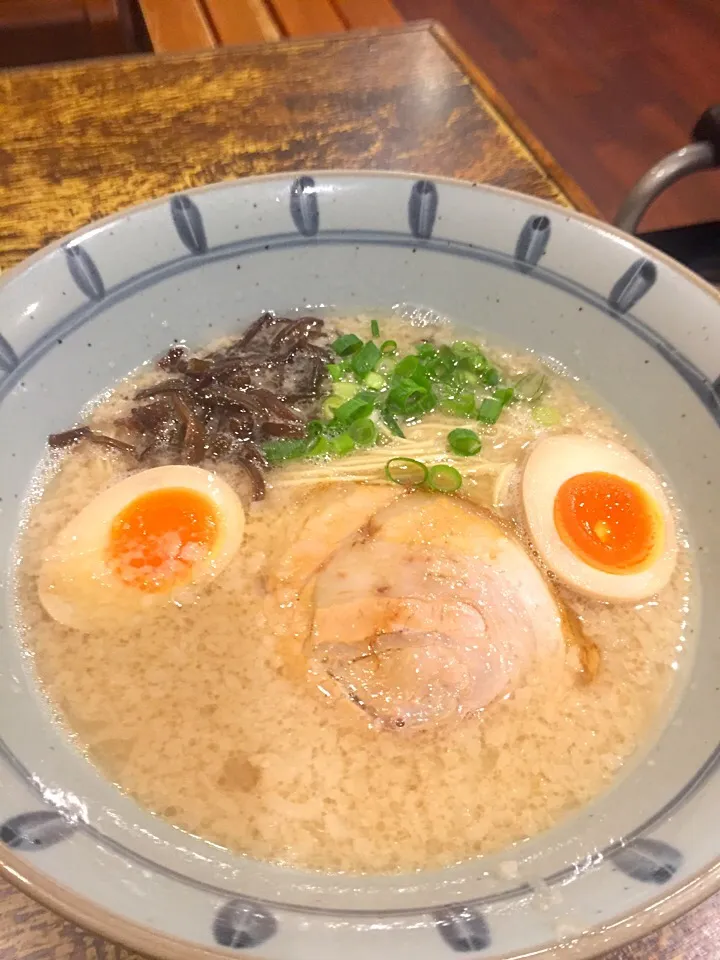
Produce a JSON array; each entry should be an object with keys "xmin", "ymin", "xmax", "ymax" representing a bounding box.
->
[{"xmin": 138, "ymin": 0, "xmax": 402, "ymax": 53}]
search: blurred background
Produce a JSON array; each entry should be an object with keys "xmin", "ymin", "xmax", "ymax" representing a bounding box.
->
[{"xmin": 1, "ymin": 0, "xmax": 718, "ymax": 232}]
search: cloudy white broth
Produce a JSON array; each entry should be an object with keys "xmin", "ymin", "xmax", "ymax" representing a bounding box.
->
[{"xmin": 14, "ymin": 312, "xmax": 691, "ymax": 874}]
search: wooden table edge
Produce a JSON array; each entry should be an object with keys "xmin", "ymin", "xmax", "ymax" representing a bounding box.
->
[
  {"xmin": 0, "ymin": 19, "xmax": 429, "ymax": 78},
  {"xmin": 427, "ymin": 22, "xmax": 602, "ymax": 220},
  {"xmin": 1, "ymin": 19, "xmax": 598, "ymax": 225}
]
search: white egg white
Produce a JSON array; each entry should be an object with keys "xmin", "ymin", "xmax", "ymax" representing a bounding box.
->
[
  {"xmin": 38, "ymin": 465, "xmax": 245, "ymax": 631},
  {"xmin": 522, "ymin": 436, "xmax": 677, "ymax": 602}
]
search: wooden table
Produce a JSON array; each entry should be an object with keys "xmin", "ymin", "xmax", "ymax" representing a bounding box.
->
[{"xmin": 0, "ymin": 20, "xmax": 715, "ymax": 960}]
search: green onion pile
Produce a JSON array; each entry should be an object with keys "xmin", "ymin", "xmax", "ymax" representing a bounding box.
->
[{"xmin": 263, "ymin": 320, "xmax": 555, "ymax": 490}]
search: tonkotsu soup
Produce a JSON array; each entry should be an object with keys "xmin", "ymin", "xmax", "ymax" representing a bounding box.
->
[{"xmin": 13, "ymin": 312, "xmax": 692, "ymax": 874}]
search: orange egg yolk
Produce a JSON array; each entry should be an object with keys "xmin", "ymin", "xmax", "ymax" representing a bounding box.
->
[
  {"xmin": 553, "ymin": 471, "xmax": 659, "ymax": 573},
  {"xmin": 107, "ymin": 487, "xmax": 218, "ymax": 592}
]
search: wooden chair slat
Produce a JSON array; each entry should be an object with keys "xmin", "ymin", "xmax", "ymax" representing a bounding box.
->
[
  {"xmin": 138, "ymin": 0, "xmax": 216, "ymax": 52},
  {"xmin": 270, "ymin": 0, "xmax": 345, "ymax": 37},
  {"xmin": 137, "ymin": 0, "xmax": 405, "ymax": 53},
  {"xmin": 204, "ymin": 0, "xmax": 281, "ymax": 45},
  {"xmin": 332, "ymin": 0, "xmax": 402, "ymax": 29}
]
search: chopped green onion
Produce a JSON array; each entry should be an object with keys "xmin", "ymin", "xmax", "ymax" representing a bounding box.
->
[
  {"xmin": 327, "ymin": 363, "xmax": 343, "ymax": 382},
  {"xmin": 452, "ymin": 341, "xmax": 487, "ymax": 373},
  {"xmin": 364, "ymin": 371, "xmax": 386, "ymax": 390},
  {"xmin": 380, "ymin": 339, "xmax": 398, "ymax": 355},
  {"xmin": 411, "ymin": 365, "xmax": 432, "ymax": 389},
  {"xmin": 263, "ymin": 438, "xmax": 307, "ymax": 464},
  {"xmin": 454, "ymin": 368, "xmax": 479, "ymax": 387},
  {"xmin": 306, "ymin": 419, "xmax": 324, "ymax": 440},
  {"xmin": 333, "ymin": 380, "xmax": 360, "ymax": 401},
  {"xmin": 332, "ymin": 333, "xmax": 363, "ymax": 356},
  {"xmin": 306, "ymin": 435, "xmax": 330, "ymax": 457},
  {"xmin": 394, "ymin": 355, "xmax": 420, "ymax": 379},
  {"xmin": 385, "ymin": 457, "xmax": 428, "ymax": 486},
  {"xmin": 322, "ymin": 395, "xmax": 343, "ymax": 419},
  {"xmin": 371, "ymin": 319, "xmax": 380, "ymax": 338},
  {"xmin": 448, "ymin": 428, "xmax": 482, "ymax": 456},
  {"xmin": 330, "ymin": 433, "xmax": 355, "ymax": 456},
  {"xmin": 452, "ymin": 341, "xmax": 480, "ymax": 360},
  {"xmin": 514, "ymin": 371, "xmax": 548, "ymax": 402},
  {"xmin": 351, "ymin": 340, "xmax": 381, "ymax": 377},
  {"xmin": 382, "ymin": 410, "xmax": 405, "ymax": 438},
  {"xmin": 376, "ymin": 357, "xmax": 396, "ymax": 377},
  {"xmin": 349, "ymin": 417, "xmax": 378, "ymax": 447},
  {"xmin": 482, "ymin": 366, "xmax": 500, "ymax": 386},
  {"xmin": 387, "ymin": 379, "xmax": 428, "ymax": 413},
  {"xmin": 477, "ymin": 397, "xmax": 504, "ymax": 424},
  {"xmin": 439, "ymin": 390, "xmax": 476, "ymax": 418},
  {"xmin": 427, "ymin": 464, "xmax": 462, "ymax": 493},
  {"xmin": 334, "ymin": 394, "xmax": 375, "ymax": 424},
  {"xmin": 427, "ymin": 345, "xmax": 457, "ymax": 382},
  {"xmin": 494, "ymin": 386, "xmax": 514, "ymax": 406},
  {"xmin": 416, "ymin": 341, "xmax": 438, "ymax": 359},
  {"xmin": 533, "ymin": 405, "xmax": 561, "ymax": 426}
]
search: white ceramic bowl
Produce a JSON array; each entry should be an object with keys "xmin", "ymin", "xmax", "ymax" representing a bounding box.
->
[{"xmin": 1, "ymin": 172, "xmax": 720, "ymax": 960}]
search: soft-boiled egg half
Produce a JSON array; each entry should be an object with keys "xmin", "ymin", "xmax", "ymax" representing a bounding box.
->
[
  {"xmin": 39, "ymin": 465, "xmax": 245, "ymax": 631},
  {"xmin": 522, "ymin": 436, "xmax": 677, "ymax": 602}
]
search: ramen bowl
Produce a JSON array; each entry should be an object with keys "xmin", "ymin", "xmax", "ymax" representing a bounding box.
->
[{"xmin": 1, "ymin": 172, "xmax": 720, "ymax": 960}]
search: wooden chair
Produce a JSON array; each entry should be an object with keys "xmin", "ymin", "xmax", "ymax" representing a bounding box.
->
[
  {"xmin": 136, "ymin": 0, "xmax": 403, "ymax": 53},
  {"xmin": 0, "ymin": 0, "xmax": 136, "ymax": 66}
]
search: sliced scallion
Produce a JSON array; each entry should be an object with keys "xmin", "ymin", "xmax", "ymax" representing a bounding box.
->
[
  {"xmin": 371, "ymin": 319, "xmax": 380, "ymax": 338},
  {"xmin": 448, "ymin": 428, "xmax": 482, "ymax": 456},
  {"xmin": 322, "ymin": 395, "xmax": 343, "ymax": 419},
  {"xmin": 349, "ymin": 417, "xmax": 378, "ymax": 447},
  {"xmin": 333, "ymin": 380, "xmax": 360, "ymax": 401},
  {"xmin": 332, "ymin": 333, "xmax": 363, "ymax": 356},
  {"xmin": 380, "ymin": 339, "xmax": 398, "ymax": 355},
  {"xmin": 416, "ymin": 341, "xmax": 438, "ymax": 359},
  {"xmin": 477, "ymin": 396, "xmax": 504, "ymax": 424},
  {"xmin": 394, "ymin": 355, "xmax": 420, "ymax": 379},
  {"xmin": 382, "ymin": 410, "xmax": 405, "ymax": 438},
  {"xmin": 385, "ymin": 457, "xmax": 428, "ymax": 486},
  {"xmin": 327, "ymin": 363, "xmax": 343, "ymax": 382},
  {"xmin": 364, "ymin": 371, "xmax": 386, "ymax": 390},
  {"xmin": 263, "ymin": 438, "xmax": 308, "ymax": 464},
  {"xmin": 452, "ymin": 341, "xmax": 480, "ymax": 360},
  {"xmin": 514, "ymin": 371, "xmax": 548, "ymax": 402},
  {"xmin": 454, "ymin": 368, "xmax": 479, "ymax": 387},
  {"xmin": 334, "ymin": 394, "xmax": 375, "ymax": 424},
  {"xmin": 330, "ymin": 433, "xmax": 355, "ymax": 456},
  {"xmin": 439, "ymin": 390, "xmax": 476, "ymax": 418},
  {"xmin": 411, "ymin": 364, "xmax": 432, "ymax": 389},
  {"xmin": 533, "ymin": 405, "xmax": 561, "ymax": 426},
  {"xmin": 306, "ymin": 419, "xmax": 324, "ymax": 440},
  {"xmin": 482, "ymin": 366, "xmax": 500, "ymax": 386},
  {"xmin": 387, "ymin": 379, "xmax": 428, "ymax": 413},
  {"xmin": 351, "ymin": 340, "xmax": 381, "ymax": 377},
  {"xmin": 453, "ymin": 341, "xmax": 487, "ymax": 373},
  {"xmin": 494, "ymin": 386, "xmax": 514, "ymax": 406},
  {"xmin": 427, "ymin": 464, "xmax": 462, "ymax": 493},
  {"xmin": 306, "ymin": 435, "xmax": 330, "ymax": 457},
  {"xmin": 427, "ymin": 346, "xmax": 456, "ymax": 382}
]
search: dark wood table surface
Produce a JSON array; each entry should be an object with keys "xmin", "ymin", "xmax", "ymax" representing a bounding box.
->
[{"xmin": 0, "ymin": 20, "xmax": 715, "ymax": 960}]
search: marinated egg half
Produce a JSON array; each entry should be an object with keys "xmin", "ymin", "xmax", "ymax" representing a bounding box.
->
[
  {"xmin": 522, "ymin": 436, "xmax": 677, "ymax": 602},
  {"xmin": 38, "ymin": 465, "xmax": 245, "ymax": 631}
]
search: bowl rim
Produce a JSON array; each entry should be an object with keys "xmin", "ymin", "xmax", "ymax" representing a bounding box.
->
[
  {"xmin": 4, "ymin": 839, "xmax": 720, "ymax": 960},
  {"xmin": 1, "ymin": 168, "xmax": 719, "ymax": 960}
]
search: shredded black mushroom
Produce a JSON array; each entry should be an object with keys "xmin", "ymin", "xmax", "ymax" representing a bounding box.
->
[
  {"xmin": 47, "ymin": 314, "xmax": 328, "ymax": 501},
  {"xmin": 48, "ymin": 427, "xmax": 135, "ymax": 454}
]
